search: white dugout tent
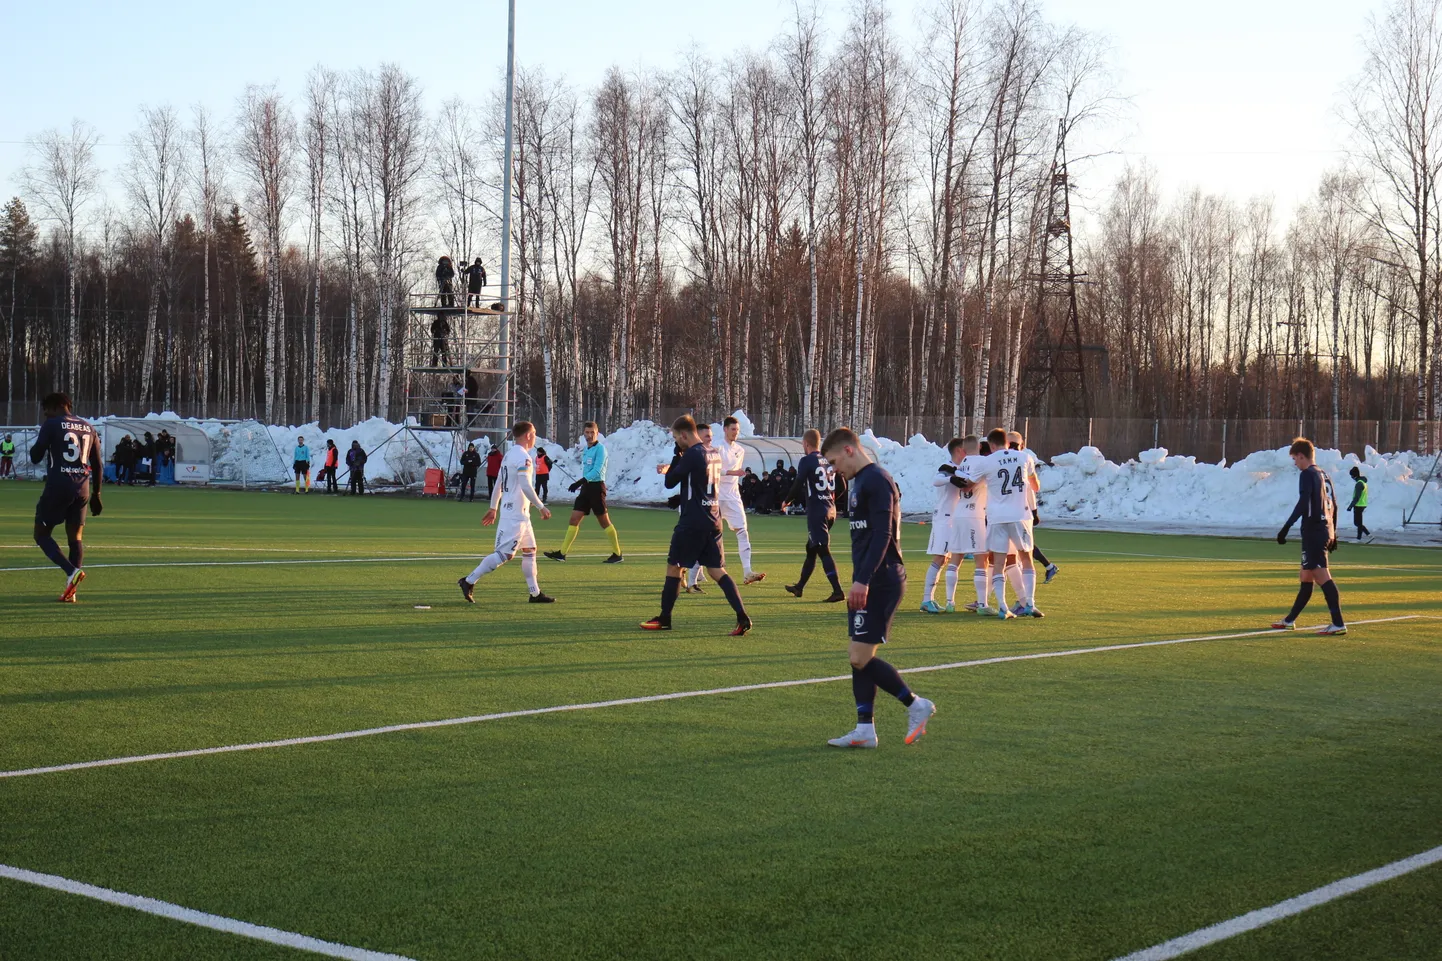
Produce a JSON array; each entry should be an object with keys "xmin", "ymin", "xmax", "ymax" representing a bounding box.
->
[{"xmin": 97, "ymin": 418, "xmax": 213, "ymax": 483}]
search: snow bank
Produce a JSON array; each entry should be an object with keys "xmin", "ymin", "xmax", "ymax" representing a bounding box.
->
[{"xmin": 107, "ymin": 411, "xmax": 1442, "ymax": 537}]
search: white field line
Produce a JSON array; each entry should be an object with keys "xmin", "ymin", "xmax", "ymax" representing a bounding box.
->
[
  {"xmin": 0, "ymin": 863, "xmax": 415, "ymax": 961},
  {"xmin": 0, "ymin": 615, "xmax": 1421, "ymax": 781},
  {"xmin": 1110, "ymin": 844, "xmax": 1442, "ymax": 961},
  {"xmin": 1051, "ymin": 547, "xmax": 1442, "ymax": 574}
]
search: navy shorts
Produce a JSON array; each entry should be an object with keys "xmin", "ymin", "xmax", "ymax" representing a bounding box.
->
[
  {"xmin": 669, "ymin": 526, "xmax": 724, "ymax": 570},
  {"xmin": 294, "ymin": 461, "xmax": 310, "ymax": 474},
  {"xmin": 1300, "ymin": 527, "xmax": 1330, "ymax": 570},
  {"xmin": 36, "ymin": 485, "xmax": 89, "ymax": 529},
  {"xmin": 807, "ymin": 510, "xmax": 835, "ymax": 549},
  {"xmin": 848, "ymin": 569, "xmax": 906, "ymax": 645}
]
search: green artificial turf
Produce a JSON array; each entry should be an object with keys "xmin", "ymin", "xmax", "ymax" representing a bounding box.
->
[{"xmin": 0, "ymin": 483, "xmax": 1439, "ymax": 960}]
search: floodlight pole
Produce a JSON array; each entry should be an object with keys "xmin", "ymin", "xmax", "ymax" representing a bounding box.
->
[{"xmin": 498, "ymin": 0, "xmax": 517, "ymax": 434}]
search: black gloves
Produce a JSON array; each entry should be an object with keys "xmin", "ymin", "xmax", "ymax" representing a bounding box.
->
[
  {"xmin": 89, "ymin": 493, "xmax": 103, "ymax": 517},
  {"xmin": 1276, "ymin": 529, "xmax": 1288, "ymax": 545},
  {"xmin": 1326, "ymin": 537, "xmax": 1338, "ymax": 553},
  {"xmin": 937, "ymin": 463, "xmax": 957, "ymax": 475},
  {"xmin": 949, "ymin": 477, "xmax": 968, "ymax": 490},
  {"xmin": 568, "ymin": 480, "xmax": 583, "ymax": 493},
  {"xmin": 666, "ymin": 494, "xmax": 681, "ymax": 509}
]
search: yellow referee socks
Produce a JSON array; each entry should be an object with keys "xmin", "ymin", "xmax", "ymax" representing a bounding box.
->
[
  {"xmin": 606, "ymin": 524, "xmax": 622, "ymax": 556},
  {"xmin": 561, "ymin": 524, "xmax": 580, "ymax": 555}
]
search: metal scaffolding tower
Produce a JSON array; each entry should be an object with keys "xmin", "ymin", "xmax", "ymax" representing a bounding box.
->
[
  {"xmin": 1020, "ymin": 118, "xmax": 1093, "ymax": 419},
  {"xmin": 403, "ymin": 294, "xmax": 514, "ymax": 458}
]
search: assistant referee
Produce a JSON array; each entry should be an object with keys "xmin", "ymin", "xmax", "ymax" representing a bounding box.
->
[{"xmin": 545, "ymin": 421, "xmax": 624, "ymax": 563}]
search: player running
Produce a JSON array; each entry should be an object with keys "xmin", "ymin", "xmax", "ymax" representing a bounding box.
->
[
  {"xmin": 545, "ymin": 421, "xmax": 623, "ymax": 564},
  {"xmin": 30, "ymin": 392, "xmax": 103, "ymax": 602},
  {"xmin": 1273, "ymin": 437, "xmax": 1346, "ymax": 635},
  {"xmin": 958, "ymin": 428, "xmax": 1042, "ymax": 618},
  {"xmin": 820, "ymin": 427, "xmax": 935, "ymax": 748},
  {"xmin": 1008, "ymin": 430, "xmax": 1059, "ymax": 583},
  {"xmin": 781, "ymin": 429, "xmax": 845, "ymax": 603},
  {"xmin": 641, "ymin": 415, "xmax": 751, "ymax": 635},
  {"xmin": 920, "ymin": 438, "xmax": 969, "ymax": 613},
  {"xmin": 457, "ymin": 421, "xmax": 555, "ymax": 605}
]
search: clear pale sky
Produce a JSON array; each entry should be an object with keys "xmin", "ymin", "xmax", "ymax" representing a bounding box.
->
[{"xmin": 0, "ymin": 0, "xmax": 1370, "ymax": 221}]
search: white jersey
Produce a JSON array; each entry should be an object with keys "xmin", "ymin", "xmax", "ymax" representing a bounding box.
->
[
  {"xmin": 930, "ymin": 462, "xmax": 965, "ymax": 522},
  {"xmin": 957, "ymin": 454, "xmax": 989, "ymax": 519},
  {"xmin": 961, "ymin": 448, "xmax": 1036, "ymax": 524},
  {"xmin": 495, "ymin": 444, "xmax": 543, "ymax": 519},
  {"xmin": 718, "ymin": 439, "xmax": 745, "ymax": 498}
]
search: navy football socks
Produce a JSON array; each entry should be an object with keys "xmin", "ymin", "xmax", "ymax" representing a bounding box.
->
[
  {"xmin": 818, "ymin": 546, "xmax": 838, "ymax": 582},
  {"xmin": 1320, "ymin": 580, "xmax": 1344, "ymax": 626},
  {"xmin": 852, "ymin": 668, "xmax": 876, "ymax": 724},
  {"xmin": 68, "ymin": 538, "xmax": 83, "ymax": 571},
  {"xmin": 1285, "ymin": 582, "xmax": 1314, "ymax": 622},
  {"xmin": 863, "ymin": 658, "xmax": 916, "ymax": 707},
  {"xmin": 797, "ymin": 543, "xmax": 818, "ymax": 589},
  {"xmin": 660, "ymin": 575, "xmax": 681, "ymax": 619},
  {"xmin": 35, "ymin": 530, "xmax": 75, "ymax": 576},
  {"xmin": 716, "ymin": 573, "xmax": 747, "ymax": 619}
]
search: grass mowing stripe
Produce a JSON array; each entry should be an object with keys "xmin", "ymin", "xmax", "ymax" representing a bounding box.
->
[
  {"xmin": 0, "ymin": 863, "xmax": 416, "ymax": 961},
  {"xmin": 1110, "ymin": 844, "xmax": 1442, "ymax": 961},
  {"xmin": 0, "ymin": 615, "xmax": 1420, "ymax": 781},
  {"xmin": 0, "ymin": 549, "xmax": 820, "ymax": 572}
]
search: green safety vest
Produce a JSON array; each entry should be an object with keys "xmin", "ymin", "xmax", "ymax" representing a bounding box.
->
[
  {"xmin": 0, "ymin": 441, "xmax": 13, "ymax": 457},
  {"xmin": 1353, "ymin": 479, "xmax": 1368, "ymax": 508}
]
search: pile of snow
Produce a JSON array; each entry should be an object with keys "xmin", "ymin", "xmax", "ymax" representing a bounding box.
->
[{"xmin": 102, "ymin": 411, "xmax": 1442, "ymax": 536}]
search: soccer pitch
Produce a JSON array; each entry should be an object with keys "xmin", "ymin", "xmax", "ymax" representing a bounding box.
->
[{"xmin": 0, "ymin": 485, "xmax": 1439, "ymax": 961}]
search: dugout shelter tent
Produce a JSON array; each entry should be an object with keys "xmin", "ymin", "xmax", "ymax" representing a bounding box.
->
[
  {"xmin": 97, "ymin": 418, "xmax": 213, "ymax": 484},
  {"xmin": 732, "ymin": 436, "xmax": 807, "ymax": 475}
]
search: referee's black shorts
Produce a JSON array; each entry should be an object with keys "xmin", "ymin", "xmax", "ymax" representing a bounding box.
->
[{"xmin": 572, "ymin": 480, "xmax": 608, "ymax": 516}]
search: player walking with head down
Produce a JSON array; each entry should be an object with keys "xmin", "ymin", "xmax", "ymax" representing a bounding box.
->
[
  {"xmin": 1273, "ymin": 437, "xmax": 1346, "ymax": 635},
  {"xmin": 641, "ymin": 415, "xmax": 751, "ymax": 635},
  {"xmin": 821, "ymin": 428, "xmax": 935, "ymax": 749},
  {"xmin": 30, "ymin": 392, "xmax": 103, "ymax": 602},
  {"xmin": 457, "ymin": 421, "xmax": 555, "ymax": 605},
  {"xmin": 781, "ymin": 429, "xmax": 845, "ymax": 603}
]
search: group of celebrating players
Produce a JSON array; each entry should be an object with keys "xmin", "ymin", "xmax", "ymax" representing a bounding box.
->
[{"xmin": 25, "ymin": 391, "xmax": 1349, "ymax": 747}]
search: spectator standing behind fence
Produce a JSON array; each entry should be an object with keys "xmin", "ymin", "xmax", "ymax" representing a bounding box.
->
[
  {"xmin": 346, "ymin": 441, "xmax": 367, "ymax": 495},
  {"xmin": 485, "ymin": 445, "xmax": 502, "ymax": 498},
  {"xmin": 461, "ymin": 257, "xmax": 487, "ymax": 307},
  {"xmin": 458, "ymin": 443, "xmax": 481, "ymax": 502},
  {"xmin": 436, "ymin": 256, "xmax": 457, "ymax": 308},
  {"xmin": 534, "ymin": 446, "xmax": 553, "ymax": 502},
  {"xmin": 0, "ymin": 434, "xmax": 14, "ymax": 478},
  {"xmin": 1346, "ymin": 466, "xmax": 1372, "ymax": 541},
  {"xmin": 321, "ymin": 439, "xmax": 340, "ymax": 493}
]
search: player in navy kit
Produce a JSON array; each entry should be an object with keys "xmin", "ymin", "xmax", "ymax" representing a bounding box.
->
[
  {"xmin": 1274, "ymin": 437, "xmax": 1347, "ymax": 635},
  {"xmin": 781, "ymin": 428, "xmax": 844, "ymax": 602},
  {"xmin": 641, "ymin": 415, "xmax": 752, "ymax": 635},
  {"xmin": 820, "ymin": 427, "xmax": 935, "ymax": 748},
  {"xmin": 30, "ymin": 393, "xmax": 104, "ymax": 602}
]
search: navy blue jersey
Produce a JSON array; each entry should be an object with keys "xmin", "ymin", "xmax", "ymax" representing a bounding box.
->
[
  {"xmin": 666, "ymin": 442, "xmax": 722, "ymax": 531},
  {"xmin": 847, "ymin": 463, "xmax": 904, "ymax": 585},
  {"xmin": 31, "ymin": 414, "xmax": 100, "ymax": 493},
  {"xmin": 796, "ymin": 451, "xmax": 836, "ymax": 515},
  {"xmin": 1283, "ymin": 465, "xmax": 1337, "ymax": 537}
]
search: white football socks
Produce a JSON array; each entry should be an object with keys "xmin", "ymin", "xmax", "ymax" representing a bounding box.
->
[
  {"xmin": 467, "ymin": 552, "xmax": 507, "ymax": 584},
  {"xmin": 521, "ymin": 551, "xmax": 540, "ymax": 595},
  {"xmin": 991, "ymin": 573, "xmax": 1007, "ymax": 610},
  {"xmin": 1006, "ymin": 564, "xmax": 1023, "ymax": 601},
  {"xmin": 924, "ymin": 563, "xmax": 941, "ymax": 602},
  {"xmin": 735, "ymin": 527, "xmax": 753, "ymax": 577},
  {"xmin": 945, "ymin": 566, "xmax": 959, "ymax": 605},
  {"xmin": 974, "ymin": 568, "xmax": 989, "ymax": 606},
  {"xmin": 1022, "ymin": 568, "xmax": 1036, "ymax": 607},
  {"xmin": 689, "ymin": 564, "xmax": 702, "ymax": 588}
]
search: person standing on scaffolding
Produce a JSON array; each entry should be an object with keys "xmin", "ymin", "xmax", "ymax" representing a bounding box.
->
[
  {"xmin": 461, "ymin": 257, "xmax": 487, "ymax": 308},
  {"xmin": 430, "ymin": 315, "xmax": 452, "ymax": 367},
  {"xmin": 436, "ymin": 256, "xmax": 457, "ymax": 307}
]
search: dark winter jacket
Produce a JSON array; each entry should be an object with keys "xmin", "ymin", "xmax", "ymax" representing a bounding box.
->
[{"xmin": 460, "ymin": 449, "xmax": 482, "ymax": 476}]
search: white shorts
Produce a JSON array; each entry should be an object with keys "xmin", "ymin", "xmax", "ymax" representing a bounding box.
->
[
  {"xmin": 953, "ymin": 513, "xmax": 988, "ymax": 555},
  {"xmin": 718, "ymin": 492, "xmax": 748, "ymax": 531},
  {"xmin": 986, "ymin": 519, "xmax": 1033, "ymax": 555},
  {"xmin": 926, "ymin": 513, "xmax": 959, "ymax": 555},
  {"xmin": 494, "ymin": 512, "xmax": 536, "ymax": 556}
]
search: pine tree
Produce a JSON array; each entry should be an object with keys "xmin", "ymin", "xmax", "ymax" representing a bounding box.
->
[{"xmin": 1, "ymin": 197, "xmax": 40, "ymax": 422}]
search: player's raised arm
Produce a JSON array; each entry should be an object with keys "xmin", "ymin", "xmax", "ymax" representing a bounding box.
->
[{"xmin": 663, "ymin": 446, "xmax": 693, "ymax": 489}]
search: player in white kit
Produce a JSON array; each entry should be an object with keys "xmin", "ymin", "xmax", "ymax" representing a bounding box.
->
[
  {"xmin": 457, "ymin": 420, "xmax": 555, "ymax": 604},
  {"xmin": 920, "ymin": 438, "xmax": 969, "ymax": 613},
  {"xmin": 687, "ymin": 418, "xmax": 765, "ymax": 591},
  {"xmin": 952, "ymin": 435, "xmax": 991, "ymax": 612},
  {"xmin": 957, "ymin": 427, "xmax": 1041, "ymax": 619}
]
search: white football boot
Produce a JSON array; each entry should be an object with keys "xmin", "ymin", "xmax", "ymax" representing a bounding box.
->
[
  {"xmin": 905, "ymin": 697, "xmax": 936, "ymax": 744},
  {"xmin": 827, "ymin": 725, "xmax": 878, "ymax": 748}
]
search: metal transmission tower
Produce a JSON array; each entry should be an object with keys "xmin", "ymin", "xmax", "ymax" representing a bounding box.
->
[{"xmin": 1020, "ymin": 119, "xmax": 1091, "ymax": 419}]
